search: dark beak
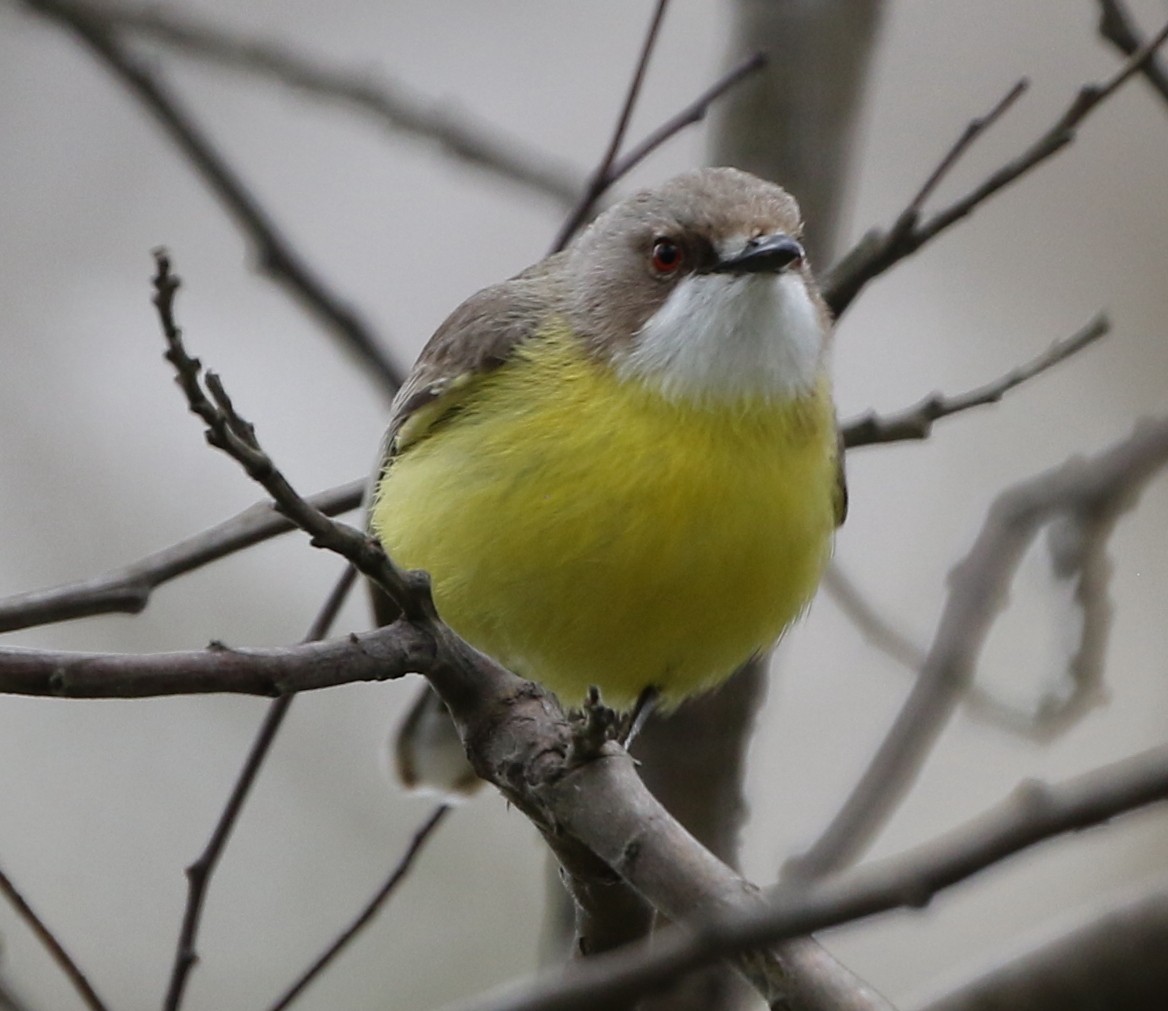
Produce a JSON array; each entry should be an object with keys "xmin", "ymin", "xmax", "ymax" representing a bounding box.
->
[{"xmin": 712, "ymin": 233, "xmax": 805, "ymax": 275}]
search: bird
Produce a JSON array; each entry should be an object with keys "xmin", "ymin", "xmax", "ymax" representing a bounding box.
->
[{"xmin": 369, "ymin": 166, "xmax": 845, "ymax": 792}]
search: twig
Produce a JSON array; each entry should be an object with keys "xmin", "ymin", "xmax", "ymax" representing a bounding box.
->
[
  {"xmin": 0, "ymin": 479, "xmax": 363, "ymax": 633},
  {"xmin": 822, "ymin": 564, "xmax": 925, "ymax": 670},
  {"xmin": 450, "ymin": 743, "xmax": 1168, "ymax": 1011},
  {"xmin": 824, "ymin": 19, "xmax": 1168, "ymax": 317},
  {"xmin": 37, "ymin": 0, "xmax": 584, "ymax": 206},
  {"xmin": 151, "ymin": 250, "xmax": 424, "ymax": 620},
  {"xmin": 786, "ymin": 415, "xmax": 1168, "ymax": 881},
  {"xmin": 0, "ymin": 864, "xmax": 109, "ymax": 1011},
  {"xmin": 0, "ymin": 976, "xmax": 36, "ymax": 1011},
  {"xmin": 23, "ymin": 0, "xmax": 403, "ymax": 397},
  {"xmin": 267, "ymin": 803, "xmax": 452, "ymax": 1011},
  {"xmin": 163, "ymin": 564, "xmax": 357, "ymax": 1011},
  {"xmin": 550, "ymin": 49, "xmax": 767, "ymax": 252},
  {"xmin": 841, "ymin": 313, "xmax": 1109, "ymax": 448},
  {"xmin": 1097, "ymin": 0, "xmax": 1168, "ymax": 105},
  {"xmin": 549, "ymin": 0, "xmax": 670, "ymax": 252}
]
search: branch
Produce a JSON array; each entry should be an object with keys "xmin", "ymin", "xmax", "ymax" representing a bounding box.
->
[
  {"xmin": 842, "ymin": 313, "xmax": 1108, "ymax": 449},
  {"xmin": 162, "ymin": 564, "xmax": 357, "ymax": 1011},
  {"xmin": 1097, "ymin": 0, "xmax": 1168, "ymax": 106},
  {"xmin": 0, "ymin": 864, "xmax": 109, "ymax": 1011},
  {"xmin": 267, "ymin": 803, "xmax": 451, "ymax": 1011},
  {"xmin": 33, "ymin": 0, "xmax": 584, "ymax": 206},
  {"xmin": 547, "ymin": 0, "xmax": 669, "ymax": 252},
  {"xmin": 22, "ymin": 0, "xmax": 403, "ymax": 396},
  {"xmin": 549, "ymin": 51, "xmax": 768, "ymax": 253},
  {"xmin": 920, "ymin": 890, "xmax": 1168, "ymax": 1011},
  {"xmin": 786, "ymin": 415, "xmax": 1168, "ymax": 881},
  {"xmin": 823, "ymin": 19, "xmax": 1168, "ymax": 317},
  {"xmin": 451, "ymin": 743, "xmax": 1168, "ymax": 1011},
  {"xmin": 0, "ymin": 479, "xmax": 363, "ymax": 633}
]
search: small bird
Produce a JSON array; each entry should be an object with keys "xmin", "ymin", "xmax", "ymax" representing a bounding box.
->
[{"xmin": 371, "ymin": 167, "xmax": 845, "ymax": 791}]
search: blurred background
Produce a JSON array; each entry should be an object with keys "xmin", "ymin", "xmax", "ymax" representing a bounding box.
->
[{"xmin": 0, "ymin": 1, "xmax": 1166, "ymax": 1008}]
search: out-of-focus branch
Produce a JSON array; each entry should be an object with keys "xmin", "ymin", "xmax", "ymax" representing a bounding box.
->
[
  {"xmin": 786, "ymin": 415, "xmax": 1168, "ymax": 881},
  {"xmin": 0, "ymin": 479, "xmax": 363, "ymax": 633},
  {"xmin": 1097, "ymin": 0, "xmax": 1168, "ymax": 106},
  {"xmin": 548, "ymin": 0, "xmax": 669, "ymax": 253},
  {"xmin": 918, "ymin": 890, "xmax": 1168, "ymax": 1011},
  {"xmin": 453, "ymin": 744, "xmax": 1168, "ymax": 1011},
  {"xmin": 842, "ymin": 314, "xmax": 1108, "ymax": 448},
  {"xmin": 550, "ymin": 51, "xmax": 768, "ymax": 254},
  {"xmin": 162, "ymin": 565, "xmax": 356, "ymax": 1011},
  {"xmin": 267, "ymin": 803, "xmax": 452, "ymax": 1011},
  {"xmin": 22, "ymin": 0, "xmax": 403, "ymax": 397},
  {"xmin": 824, "ymin": 19, "xmax": 1168, "ymax": 317},
  {"xmin": 0, "ymin": 864, "xmax": 109, "ymax": 1011},
  {"xmin": 25, "ymin": 0, "xmax": 584, "ymax": 206}
]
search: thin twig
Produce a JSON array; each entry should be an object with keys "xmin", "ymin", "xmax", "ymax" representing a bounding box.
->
[
  {"xmin": 786, "ymin": 415, "xmax": 1168, "ymax": 881},
  {"xmin": 1097, "ymin": 0, "xmax": 1168, "ymax": 105},
  {"xmin": 162, "ymin": 563, "xmax": 358, "ymax": 1011},
  {"xmin": 549, "ymin": 0, "xmax": 670, "ymax": 252},
  {"xmin": 0, "ymin": 864, "xmax": 109, "ymax": 1011},
  {"xmin": 151, "ymin": 250, "xmax": 425, "ymax": 620},
  {"xmin": 267, "ymin": 803, "xmax": 451, "ymax": 1011},
  {"xmin": 452, "ymin": 743, "xmax": 1168, "ymax": 1011},
  {"xmin": 39, "ymin": 0, "xmax": 584, "ymax": 206},
  {"xmin": 824, "ymin": 19, "xmax": 1168, "ymax": 317},
  {"xmin": 550, "ymin": 49, "xmax": 767, "ymax": 252},
  {"xmin": 822, "ymin": 565, "xmax": 925, "ymax": 670},
  {"xmin": 0, "ymin": 479, "xmax": 363, "ymax": 633},
  {"xmin": 23, "ymin": 0, "xmax": 403, "ymax": 397},
  {"xmin": 841, "ymin": 313, "xmax": 1109, "ymax": 448}
]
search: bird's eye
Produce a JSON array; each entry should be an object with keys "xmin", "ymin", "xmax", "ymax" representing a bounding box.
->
[{"xmin": 650, "ymin": 238, "xmax": 683, "ymax": 275}]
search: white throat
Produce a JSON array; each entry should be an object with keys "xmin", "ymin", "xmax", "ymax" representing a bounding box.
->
[{"xmin": 617, "ymin": 272, "xmax": 826, "ymax": 402}]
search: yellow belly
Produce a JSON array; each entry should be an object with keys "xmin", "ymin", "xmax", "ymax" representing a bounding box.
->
[{"xmin": 372, "ymin": 332, "xmax": 838, "ymax": 708}]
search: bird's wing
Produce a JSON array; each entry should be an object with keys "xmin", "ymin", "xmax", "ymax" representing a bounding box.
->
[
  {"xmin": 833, "ymin": 426, "xmax": 848, "ymax": 527},
  {"xmin": 381, "ymin": 258, "xmax": 566, "ymax": 462}
]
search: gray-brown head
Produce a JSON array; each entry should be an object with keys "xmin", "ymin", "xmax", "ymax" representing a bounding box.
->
[{"xmin": 565, "ymin": 166, "xmax": 830, "ymax": 402}]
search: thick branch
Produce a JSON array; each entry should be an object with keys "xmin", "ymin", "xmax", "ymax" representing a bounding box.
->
[
  {"xmin": 919, "ymin": 890, "xmax": 1168, "ymax": 1011},
  {"xmin": 453, "ymin": 744, "xmax": 1168, "ymax": 1011}
]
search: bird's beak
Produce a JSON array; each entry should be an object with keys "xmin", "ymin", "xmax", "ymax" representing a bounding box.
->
[{"xmin": 712, "ymin": 233, "xmax": 805, "ymax": 275}]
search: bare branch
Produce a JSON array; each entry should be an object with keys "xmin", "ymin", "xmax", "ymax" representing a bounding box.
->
[
  {"xmin": 267, "ymin": 803, "xmax": 451, "ymax": 1011},
  {"xmin": 0, "ymin": 864, "xmax": 109, "ymax": 1011},
  {"xmin": 548, "ymin": 0, "xmax": 669, "ymax": 252},
  {"xmin": 549, "ymin": 51, "xmax": 768, "ymax": 253},
  {"xmin": 786, "ymin": 415, "xmax": 1168, "ymax": 881},
  {"xmin": 456, "ymin": 744, "xmax": 1168, "ymax": 1011},
  {"xmin": 22, "ymin": 0, "xmax": 403, "ymax": 397},
  {"xmin": 1097, "ymin": 0, "xmax": 1168, "ymax": 106},
  {"xmin": 842, "ymin": 313, "xmax": 1108, "ymax": 448},
  {"xmin": 920, "ymin": 890, "xmax": 1168, "ymax": 1011},
  {"xmin": 163, "ymin": 564, "xmax": 356, "ymax": 1011},
  {"xmin": 824, "ymin": 20, "xmax": 1168, "ymax": 317},
  {"xmin": 0, "ymin": 480, "xmax": 363, "ymax": 633},
  {"xmin": 37, "ymin": 0, "xmax": 585, "ymax": 206},
  {"xmin": 150, "ymin": 251, "xmax": 424, "ymax": 620}
]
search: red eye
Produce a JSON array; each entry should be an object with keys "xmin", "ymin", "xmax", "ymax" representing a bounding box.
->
[{"xmin": 651, "ymin": 238, "xmax": 683, "ymax": 274}]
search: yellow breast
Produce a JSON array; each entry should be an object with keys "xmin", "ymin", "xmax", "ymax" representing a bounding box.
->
[{"xmin": 372, "ymin": 329, "xmax": 838, "ymax": 708}]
